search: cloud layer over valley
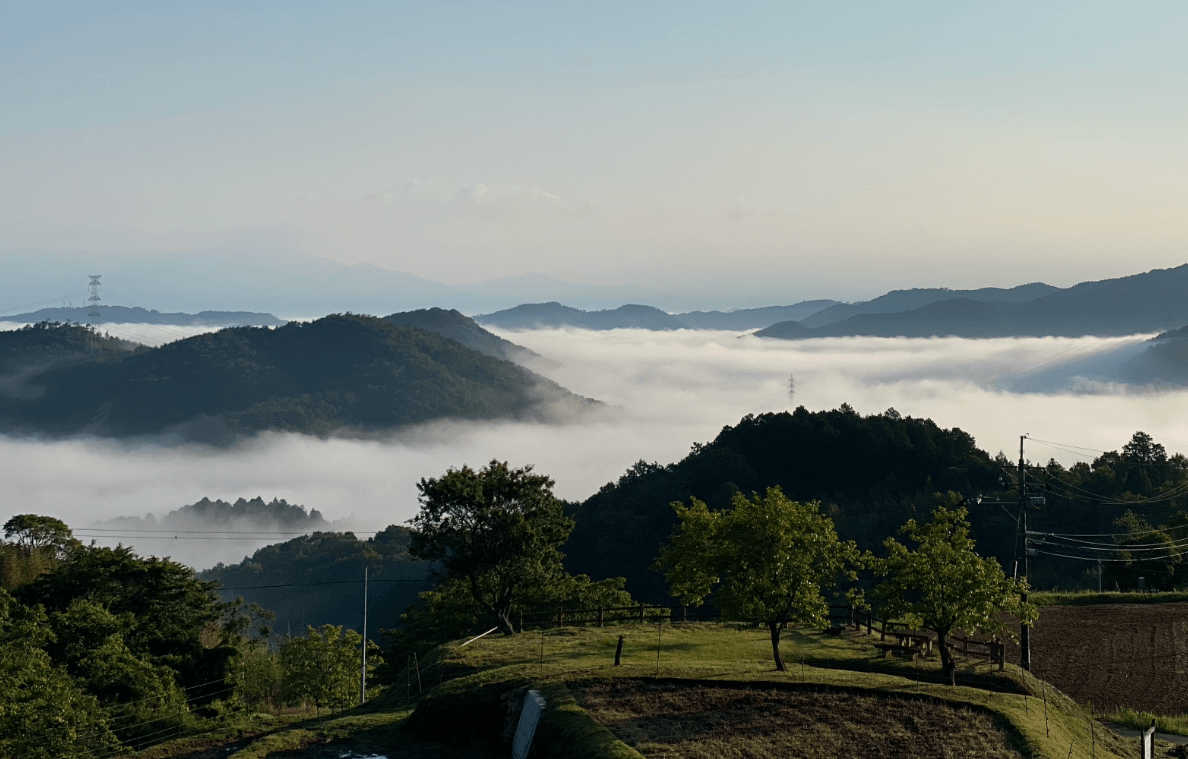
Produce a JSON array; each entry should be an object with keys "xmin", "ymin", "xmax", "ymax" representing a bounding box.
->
[{"xmin": 4, "ymin": 328, "xmax": 1186, "ymax": 569}]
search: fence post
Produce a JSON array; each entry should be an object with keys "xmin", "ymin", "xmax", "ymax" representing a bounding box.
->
[
  {"xmin": 597, "ymin": 607, "xmax": 604, "ymax": 628},
  {"xmin": 865, "ymin": 610, "xmax": 872, "ymax": 636},
  {"xmin": 1142, "ymin": 719, "xmax": 1156, "ymax": 759},
  {"xmin": 519, "ymin": 611, "xmax": 523, "ymax": 633},
  {"xmin": 639, "ymin": 604, "xmax": 645, "ymax": 623},
  {"xmin": 683, "ymin": 605, "xmax": 687, "ymax": 623},
  {"xmin": 880, "ymin": 617, "xmax": 887, "ymax": 642}
]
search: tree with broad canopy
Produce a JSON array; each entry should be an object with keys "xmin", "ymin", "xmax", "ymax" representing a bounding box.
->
[
  {"xmin": 409, "ymin": 460, "xmax": 574, "ymax": 636},
  {"xmin": 873, "ymin": 503, "xmax": 1037, "ymax": 686},
  {"xmin": 654, "ymin": 487, "xmax": 863, "ymax": 671}
]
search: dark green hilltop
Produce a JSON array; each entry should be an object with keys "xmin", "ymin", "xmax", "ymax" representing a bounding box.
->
[{"xmin": 0, "ymin": 314, "xmax": 597, "ymax": 439}]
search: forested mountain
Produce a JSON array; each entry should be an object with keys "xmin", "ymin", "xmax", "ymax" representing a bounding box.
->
[
  {"xmin": 758, "ymin": 265, "xmax": 1188, "ymax": 340},
  {"xmin": 564, "ymin": 406, "xmax": 1002, "ymax": 601},
  {"xmin": 7, "ymin": 305, "xmax": 284, "ymax": 327},
  {"xmin": 0, "ymin": 314, "xmax": 598, "ymax": 440},
  {"xmin": 797, "ymin": 283, "xmax": 1059, "ymax": 328},
  {"xmin": 563, "ymin": 406, "xmax": 1188, "ymax": 600},
  {"xmin": 382, "ymin": 307, "xmax": 549, "ymax": 367},
  {"xmin": 200, "ymin": 526, "xmax": 434, "ymax": 638}
]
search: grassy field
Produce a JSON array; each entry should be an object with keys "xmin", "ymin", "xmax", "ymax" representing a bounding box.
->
[
  {"xmin": 135, "ymin": 622, "xmax": 1163, "ymax": 758},
  {"xmin": 1032, "ymin": 590, "xmax": 1188, "ymax": 606}
]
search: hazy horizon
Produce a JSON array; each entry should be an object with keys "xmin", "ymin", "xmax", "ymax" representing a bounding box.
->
[{"xmin": 4, "ymin": 3, "xmax": 1188, "ymax": 305}]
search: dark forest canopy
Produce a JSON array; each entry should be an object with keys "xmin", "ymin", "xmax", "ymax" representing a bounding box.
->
[
  {"xmin": 0, "ymin": 314, "xmax": 597, "ymax": 440},
  {"xmin": 199, "ymin": 526, "xmax": 434, "ymax": 638},
  {"xmin": 563, "ymin": 406, "xmax": 1188, "ymax": 600},
  {"xmin": 0, "ymin": 320, "xmax": 135, "ymax": 370}
]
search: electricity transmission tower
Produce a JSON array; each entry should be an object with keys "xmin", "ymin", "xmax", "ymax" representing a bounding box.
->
[{"xmin": 85, "ymin": 275, "xmax": 103, "ymax": 353}]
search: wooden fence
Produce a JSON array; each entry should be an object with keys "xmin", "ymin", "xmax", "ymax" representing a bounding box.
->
[
  {"xmin": 840, "ymin": 604, "xmax": 1007, "ymax": 670},
  {"xmin": 520, "ymin": 602, "xmax": 1005, "ymax": 669},
  {"xmin": 519, "ymin": 603, "xmax": 723, "ymax": 630}
]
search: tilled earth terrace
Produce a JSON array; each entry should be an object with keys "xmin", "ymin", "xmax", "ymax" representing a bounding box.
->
[
  {"xmin": 569, "ymin": 679, "xmax": 1025, "ymax": 759},
  {"xmin": 1005, "ymin": 602, "xmax": 1188, "ymax": 714}
]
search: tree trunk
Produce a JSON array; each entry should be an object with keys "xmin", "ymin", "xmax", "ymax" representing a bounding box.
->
[
  {"xmin": 497, "ymin": 608, "xmax": 517, "ymax": 636},
  {"xmin": 937, "ymin": 629, "xmax": 956, "ymax": 686},
  {"xmin": 769, "ymin": 621, "xmax": 787, "ymax": 672}
]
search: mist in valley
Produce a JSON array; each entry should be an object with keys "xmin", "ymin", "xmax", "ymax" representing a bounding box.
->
[{"xmin": 2, "ymin": 326, "xmax": 1184, "ymax": 570}]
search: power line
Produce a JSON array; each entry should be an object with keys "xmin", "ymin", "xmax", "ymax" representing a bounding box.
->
[
  {"xmin": 216, "ymin": 579, "xmax": 430, "ymax": 592},
  {"xmin": 0, "ymin": 291, "xmax": 90, "ymax": 317},
  {"xmin": 79, "ymin": 532, "xmax": 380, "ymax": 536},
  {"xmin": 1027, "ymin": 437, "xmax": 1110, "ymax": 456}
]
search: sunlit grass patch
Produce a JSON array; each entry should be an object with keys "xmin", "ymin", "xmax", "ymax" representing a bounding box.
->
[{"xmin": 1110, "ymin": 706, "xmax": 1188, "ymax": 737}]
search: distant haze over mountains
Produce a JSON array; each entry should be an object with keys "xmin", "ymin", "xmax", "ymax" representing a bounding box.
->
[
  {"xmin": 1, "ymin": 248, "xmax": 795, "ymax": 317},
  {"xmin": 756, "ymin": 265, "xmax": 1188, "ymax": 340},
  {"xmin": 7, "ymin": 305, "xmax": 283, "ymax": 327},
  {"xmin": 475, "ymin": 301, "xmax": 839, "ymax": 331}
]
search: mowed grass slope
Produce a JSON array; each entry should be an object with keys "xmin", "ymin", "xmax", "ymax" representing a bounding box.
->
[
  {"xmin": 135, "ymin": 623, "xmax": 1145, "ymax": 758},
  {"xmin": 420, "ymin": 623, "xmax": 1140, "ymax": 759}
]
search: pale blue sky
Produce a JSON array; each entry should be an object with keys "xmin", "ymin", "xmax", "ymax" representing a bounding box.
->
[{"xmin": 2, "ymin": 2, "xmax": 1186, "ymax": 301}]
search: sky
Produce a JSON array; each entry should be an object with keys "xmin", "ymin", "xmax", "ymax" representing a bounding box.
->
[
  {"xmin": 8, "ymin": 326, "xmax": 1184, "ymax": 570},
  {"xmin": 2, "ymin": 2, "xmax": 1187, "ymax": 304}
]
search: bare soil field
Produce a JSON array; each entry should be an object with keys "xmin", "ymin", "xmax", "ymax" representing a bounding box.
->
[
  {"xmin": 569, "ymin": 679, "xmax": 1025, "ymax": 759},
  {"xmin": 1005, "ymin": 602, "xmax": 1188, "ymax": 714}
]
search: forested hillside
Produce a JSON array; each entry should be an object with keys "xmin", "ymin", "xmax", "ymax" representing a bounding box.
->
[
  {"xmin": 382, "ymin": 307, "xmax": 548, "ymax": 366},
  {"xmin": 0, "ymin": 321, "xmax": 134, "ymax": 371},
  {"xmin": 564, "ymin": 406, "xmax": 1188, "ymax": 599},
  {"xmin": 199, "ymin": 526, "xmax": 434, "ymax": 637},
  {"xmin": 0, "ymin": 314, "xmax": 597, "ymax": 439}
]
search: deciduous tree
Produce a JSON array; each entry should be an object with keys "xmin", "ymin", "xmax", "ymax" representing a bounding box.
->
[
  {"xmin": 654, "ymin": 487, "xmax": 862, "ymax": 671},
  {"xmin": 410, "ymin": 460, "xmax": 574, "ymax": 635},
  {"xmin": 873, "ymin": 504, "xmax": 1037, "ymax": 685}
]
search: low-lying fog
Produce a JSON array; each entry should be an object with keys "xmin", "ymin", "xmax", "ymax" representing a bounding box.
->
[{"xmin": 4, "ymin": 327, "xmax": 1185, "ymax": 570}]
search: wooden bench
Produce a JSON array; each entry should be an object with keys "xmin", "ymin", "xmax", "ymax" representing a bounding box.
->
[
  {"xmin": 873, "ymin": 643, "xmax": 921, "ymax": 660},
  {"xmin": 894, "ymin": 633, "xmax": 933, "ymax": 656}
]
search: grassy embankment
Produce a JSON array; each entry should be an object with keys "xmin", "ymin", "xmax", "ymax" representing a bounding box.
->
[
  {"xmin": 137, "ymin": 623, "xmax": 1148, "ymax": 758},
  {"xmin": 1032, "ymin": 590, "xmax": 1188, "ymax": 606}
]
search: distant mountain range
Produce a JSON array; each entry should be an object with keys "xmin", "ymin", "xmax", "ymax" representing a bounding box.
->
[
  {"xmin": 796, "ymin": 283, "xmax": 1059, "ymax": 328},
  {"xmin": 472, "ymin": 266, "xmax": 1188, "ymax": 341},
  {"xmin": 0, "ymin": 315, "xmax": 597, "ymax": 440},
  {"xmin": 4, "ymin": 305, "xmax": 284, "ymax": 327},
  {"xmin": 756, "ymin": 265, "xmax": 1188, "ymax": 340},
  {"xmin": 474, "ymin": 300, "xmax": 840, "ymax": 331}
]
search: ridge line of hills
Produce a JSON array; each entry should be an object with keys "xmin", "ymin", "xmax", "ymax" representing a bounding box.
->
[
  {"xmin": 4, "ymin": 305, "xmax": 285, "ymax": 327},
  {"xmin": 473, "ymin": 264, "xmax": 1188, "ymax": 339},
  {"xmin": 0, "ymin": 310, "xmax": 596, "ymax": 441}
]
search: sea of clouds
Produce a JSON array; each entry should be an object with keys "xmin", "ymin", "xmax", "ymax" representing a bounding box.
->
[{"xmin": 3, "ymin": 326, "xmax": 1186, "ymax": 569}]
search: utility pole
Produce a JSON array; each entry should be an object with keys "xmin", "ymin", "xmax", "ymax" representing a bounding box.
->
[
  {"xmin": 1019, "ymin": 434, "xmax": 1031, "ymax": 672},
  {"xmin": 360, "ymin": 566, "xmax": 368, "ymax": 705}
]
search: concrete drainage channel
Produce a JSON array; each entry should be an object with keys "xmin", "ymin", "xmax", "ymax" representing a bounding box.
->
[{"xmin": 511, "ymin": 690, "xmax": 547, "ymax": 759}]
